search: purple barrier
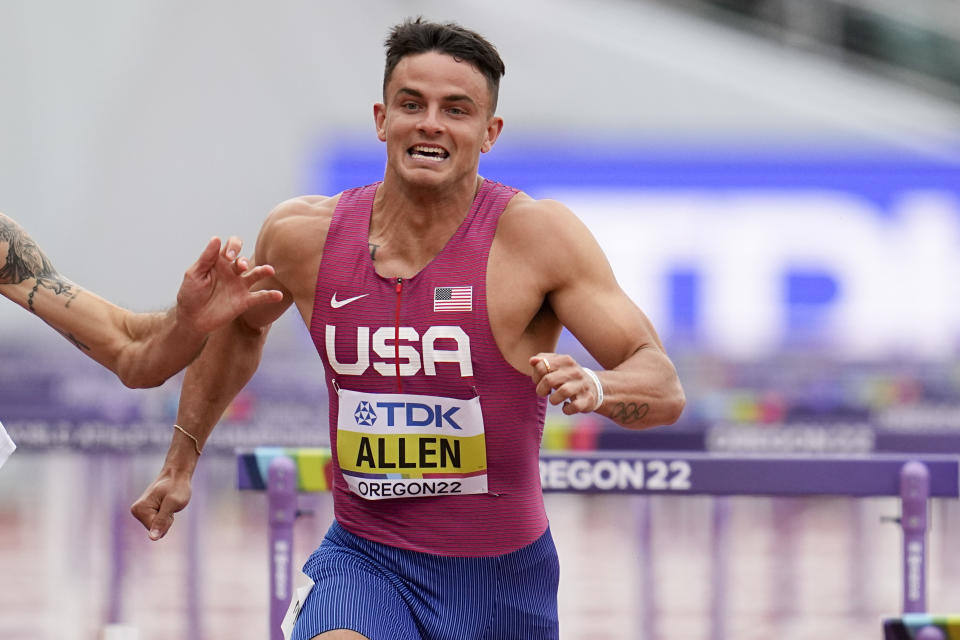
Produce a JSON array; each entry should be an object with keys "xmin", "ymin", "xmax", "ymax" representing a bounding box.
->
[
  {"xmin": 901, "ymin": 461, "xmax": 930, "ymax": 613},
  {"xmin": 239, "ymin": 449, "xmax": 960, "ymax": 640},
  {"xmin": 268, "ymin": 456, "xmax": 298, "ymax": 639},
  {"xmin": 535, "ymin": 451, "xmax": 959, "ymax": 497}
]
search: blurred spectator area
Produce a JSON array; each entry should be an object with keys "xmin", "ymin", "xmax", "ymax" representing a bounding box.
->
[{"xmin": 665, "ymin": 0, "xmax": 960, "ymax": 101}]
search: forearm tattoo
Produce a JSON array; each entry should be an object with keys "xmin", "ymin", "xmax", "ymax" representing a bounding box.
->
[
  {"xmin": 0, "ymin": 216, "xmax": 78, "ymax": 311},
  {"xmin": 611, "ymin": 402, "xmax": 650, "ymax": 424},
  {"xmin": 368, "ymin": 242, "xmax": 380, "ymax": 260},
  {"xmin": 52, "ymin": 327, "xmax": 90, "ymax": 352}
]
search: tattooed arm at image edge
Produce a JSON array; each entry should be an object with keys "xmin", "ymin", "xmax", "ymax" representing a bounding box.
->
[
  {"xmin": 0, "ymin": 216, "xmax": 87, "ymax": 350},
  {"xmin": 0, "ymin": 216, "xmax": 79, "ymax": 309}
]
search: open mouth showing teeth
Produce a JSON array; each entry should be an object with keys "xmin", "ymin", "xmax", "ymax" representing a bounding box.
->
[{"xmin": 409, "ymin": 145, "xmax": 449, "ymax": 161}]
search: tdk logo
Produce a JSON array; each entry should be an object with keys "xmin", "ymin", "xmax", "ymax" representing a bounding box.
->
[
  {"xmin": 354, "ymin": 401, "xmax": 462, "ymax": 430},
  {"xmin": 354, "ymin": 401, "xmax": 377, "ymax": 427}
]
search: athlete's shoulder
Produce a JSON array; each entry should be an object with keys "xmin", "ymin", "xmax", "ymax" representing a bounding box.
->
[
  {"xmin": 265, "ymin": 194, "xmax": 340, "ymax": 227},
  {"xmin": 259, "ymin": 194, "xmax": 341, "ymax": 242},
  {"xmin": 494, "ymin": 191, "xmax": 603, "ymax": 281},
  {"xmin": 498, "ymin": 191, "xmax": 582, "ymax": 237},
  {"xmin": 252, "ymin": 194, "xmax": 340, "ymax": 268}
]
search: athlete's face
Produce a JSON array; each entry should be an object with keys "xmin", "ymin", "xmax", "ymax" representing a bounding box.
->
[{"xmin": 374, "ymin": 52, "xmax": 503, "ymax": 191}]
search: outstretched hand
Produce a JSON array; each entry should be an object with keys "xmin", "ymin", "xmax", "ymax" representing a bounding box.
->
[{"xmin": 176, "ymin": 236, "xmax": 283, "ymax": 335}]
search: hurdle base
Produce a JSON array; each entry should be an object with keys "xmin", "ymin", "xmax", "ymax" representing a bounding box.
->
[{"xmin": 883, "ymin": 615, "xmax": 959, "ymax": 640}]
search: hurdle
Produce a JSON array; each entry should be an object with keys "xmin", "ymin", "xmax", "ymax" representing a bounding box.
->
[{"xmin": 236, "ymin": 448, "xmax": 960, "ymax": 640}]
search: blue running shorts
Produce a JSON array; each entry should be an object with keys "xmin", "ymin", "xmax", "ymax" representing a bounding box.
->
[{"xmin": 290, "ymin": 520, "xmax": 560, "ymax": 640}]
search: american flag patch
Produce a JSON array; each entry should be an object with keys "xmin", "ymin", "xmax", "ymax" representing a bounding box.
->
[{"xmin": 433, "ymin": 286, "xmax": 473, "ymax": 312}]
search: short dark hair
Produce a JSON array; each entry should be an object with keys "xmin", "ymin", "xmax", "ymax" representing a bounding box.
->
[{"xmin": 383, "ymin": 17, "xmax": 506, "ymax": 113}]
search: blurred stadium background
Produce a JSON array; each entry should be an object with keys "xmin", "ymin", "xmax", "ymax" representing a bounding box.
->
[{"xmin": 1, "ymin": 0, "xmax": 959, "ymax": 638}]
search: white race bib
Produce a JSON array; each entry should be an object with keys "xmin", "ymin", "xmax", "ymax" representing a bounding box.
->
[
  {"xmin": 280, "ymin": 575, "xmax": 315, "ymax": 640},
  {"xmin": 0, "ymin": 421, "xmax": 15, "ymax": 470},
  {"xmin": 336, "ymin": 389, "xmax": 487, "ymax": 500}
]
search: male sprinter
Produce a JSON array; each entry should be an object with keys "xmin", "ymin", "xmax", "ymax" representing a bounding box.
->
[{"xmin": 132, "ymin": 18, "xmax": 684, "ymax": 640}]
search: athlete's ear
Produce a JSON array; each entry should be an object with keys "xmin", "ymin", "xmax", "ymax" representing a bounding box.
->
[
  {"xmin": 481, "ymin": 116, "xmax": 504, "ymax": 154},
  {"xmin": 374, "ymin": 103, "xmax": 387, "ymax": 142}
]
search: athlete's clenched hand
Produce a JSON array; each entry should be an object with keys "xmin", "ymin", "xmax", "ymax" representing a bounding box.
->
[
  {"xmin": 130, "ymin": 468, "xmax": 193, "ymax": 541},
  {"xmin": 529, "ymin": 352, "xmax": 603, "ymax": 415}
]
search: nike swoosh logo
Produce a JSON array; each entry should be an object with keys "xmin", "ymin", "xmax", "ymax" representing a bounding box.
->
[{"xmin": 330, "ymin": 293, "xmax": 369, "ymax": 309}]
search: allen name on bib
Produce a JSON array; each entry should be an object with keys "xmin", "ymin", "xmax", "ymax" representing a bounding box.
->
[{"xmin": 336, "ymin": 388, "xmax": 488, "ymax": 500}]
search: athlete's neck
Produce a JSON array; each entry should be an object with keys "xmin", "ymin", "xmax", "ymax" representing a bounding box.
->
[
  {"xmin": 369, "ymin": 174, "xmax": 483, "ymax": 279},
  {"xmin": 375, "ymin": 173, "xmax": 483, "ymax": 226}
]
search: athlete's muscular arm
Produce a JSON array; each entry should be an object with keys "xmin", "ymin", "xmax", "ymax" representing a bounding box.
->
[
  {"xmin": 130, "ymin": 307, "xmax": 277, "ymax": 540},
  {"xmin": 494, "ymin": 199, "xmax": 684, "ymax": 430},
  {"xmin": 131, "ymin": 197, "xmax": 333, "ymax": 540},
  {"xmin": 0, "ymin": 213, "xmax": 282, "ymax": 388}
]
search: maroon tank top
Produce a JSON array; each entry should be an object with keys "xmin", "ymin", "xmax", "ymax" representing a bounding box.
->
[{"xmin": 308, "ymin": 179, "xmax": 548, "ymax": 556}]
